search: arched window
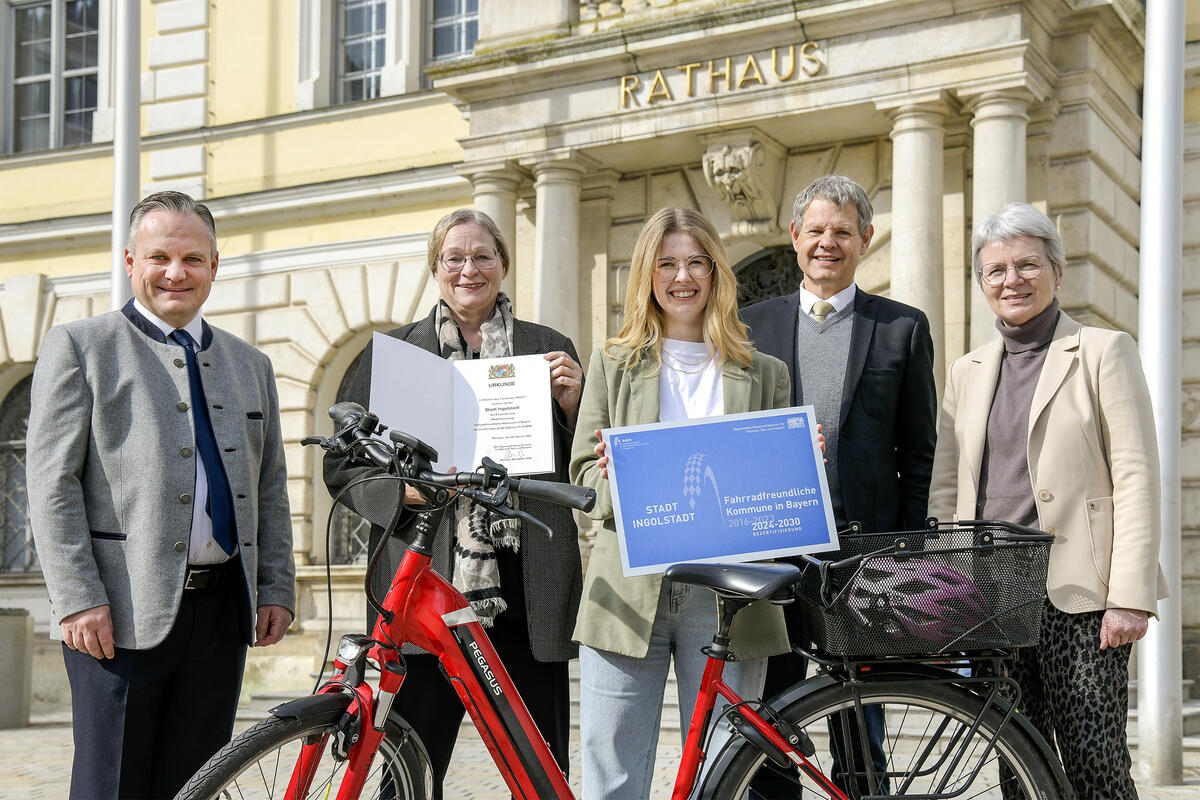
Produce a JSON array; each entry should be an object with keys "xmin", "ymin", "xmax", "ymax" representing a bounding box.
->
[
  {"xmin": 733, "ymin": 245, "xmax": 802, "ymax": 308},
  {"xmin": 329, "ymin": 349, "xmax": 371, "ymax": 565},
  {"xmin": 0, "ymin": 376, "xmax": 36, "ymax": 573}
]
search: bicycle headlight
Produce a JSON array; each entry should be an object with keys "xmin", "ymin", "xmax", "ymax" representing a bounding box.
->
[{"xmin": 336, "ymin": 634, "xmax": 374, "ymax": 665}]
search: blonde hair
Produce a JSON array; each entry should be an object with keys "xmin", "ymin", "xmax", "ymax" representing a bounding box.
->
[{"xmin": 605, "ymin": 207, "xmax": 754, "ymax": 371}]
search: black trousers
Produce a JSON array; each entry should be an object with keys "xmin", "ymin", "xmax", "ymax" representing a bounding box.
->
[
  {"xmin": 62, "ymin": 575, "xmax": 247, "ymax": 800},
  {"xmin": 390, "ymin": 613, "xmax": 571, "ymax": 800}
]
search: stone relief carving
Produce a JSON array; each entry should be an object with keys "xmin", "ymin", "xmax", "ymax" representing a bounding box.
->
[{"xmin": 701, "ymin": 135, "xmax": 783, "ymax": 240}]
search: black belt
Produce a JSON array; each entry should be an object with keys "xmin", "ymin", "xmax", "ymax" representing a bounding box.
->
[{"xmin": 184, "ymin": 559, "xmax": 239, "ymax": 590}]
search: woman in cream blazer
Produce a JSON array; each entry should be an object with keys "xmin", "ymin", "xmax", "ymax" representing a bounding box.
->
[
  {"xmin": 570, "ymin": 208, "xmax": 790, "ymax": 800},
  {"xmin": 928, "ymin": 203, "xmax": 1166, "ymax": 800}
]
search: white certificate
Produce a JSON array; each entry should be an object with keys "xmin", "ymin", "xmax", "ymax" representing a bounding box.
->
[{"xmin": 368, "ymin": 333, "xmax": 555, "ymax": 475}]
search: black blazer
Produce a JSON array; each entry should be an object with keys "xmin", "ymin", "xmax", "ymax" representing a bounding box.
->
[
  {"xmin": 322, "ymin": 306, "xmax": 582, "ymax": 662},
  {"xmin": 740, "ymin": 289, "xmax": 937, "ymax": 534}
]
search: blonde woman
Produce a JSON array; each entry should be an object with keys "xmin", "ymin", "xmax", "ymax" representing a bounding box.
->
[{"xmin": 570, "ymin": 208, "xmax": 792, "ymax": 799}]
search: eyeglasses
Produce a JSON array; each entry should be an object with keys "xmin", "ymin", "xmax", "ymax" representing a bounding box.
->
[
  {"xmin": 655, "ymin": 255, "xmax": 715, "ymax": 279},
  {"xmin": 979, "ymin": 258, "xmax": 1046, "ymax": 287},
  {"xmin": 438, "ymin": 250, "xmax": 500, "ymax": 273}
]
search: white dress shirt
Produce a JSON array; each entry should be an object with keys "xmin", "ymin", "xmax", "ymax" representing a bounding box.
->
[
  {"xmin": 799, "ymin": 282, "xmax": 857, "ymax": 318},
  {"xmin": 131, "ymin": 299, "xmax": 231, "ymax": 565}
]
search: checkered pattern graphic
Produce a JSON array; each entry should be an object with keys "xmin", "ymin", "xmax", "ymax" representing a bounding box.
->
[{"xmin": 683, "ymin": 453, "xmax": 705, "ymax": 509}]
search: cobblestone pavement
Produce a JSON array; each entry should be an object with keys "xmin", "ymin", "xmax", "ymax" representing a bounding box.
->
[{"xmin": 3, "ymin": 703, "xmax": 1197, "ymax": 799}]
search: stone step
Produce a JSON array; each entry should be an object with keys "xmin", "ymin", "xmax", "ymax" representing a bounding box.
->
[
  {"xmin": 1129, "ymin": 699, "xmax": 1200, "ymax": 737},
  {"xmin": 1130, "ymin": 679, "xmax": 1197, "ymax": 707}
]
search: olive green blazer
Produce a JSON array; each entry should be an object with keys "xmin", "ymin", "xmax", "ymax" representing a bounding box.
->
[{"xmin": 569, "ymin": 346, "xmax": 792, "ymax": 660}]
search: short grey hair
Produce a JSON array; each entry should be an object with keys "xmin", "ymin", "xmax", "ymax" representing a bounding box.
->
[
  {"xmin": 792, "ymin": 174, "xmax": 874, "ymax": 235},
  {"xmin": 971, "ymin": 203, "xmax": 1065, "ymax": 283},
  {"xmin": 427, "ymin": 208, "xmax": 510, "ymax": 276},
  {"xmin": 127, "ymin": 191, "xmax": 217, "ymax": 256}
]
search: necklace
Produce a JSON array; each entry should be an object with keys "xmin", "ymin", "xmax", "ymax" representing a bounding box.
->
[{"xmin": 662, "ymin": 347, "xmax": 713, "ymax": 374}]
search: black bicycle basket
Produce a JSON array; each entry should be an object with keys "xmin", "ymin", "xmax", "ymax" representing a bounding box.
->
[{"xmin": 795, "ymin": 521, "xmax": 1054, "ymax": 657}]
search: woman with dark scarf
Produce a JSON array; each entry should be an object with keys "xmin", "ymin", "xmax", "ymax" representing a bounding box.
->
[
  {"xmin": 323, "ymin": 208, "xmax": 584, "ymax": 798},
  {"xmin": 928, "ymin": 203, "xmax": 1167, "ymax": 799}
]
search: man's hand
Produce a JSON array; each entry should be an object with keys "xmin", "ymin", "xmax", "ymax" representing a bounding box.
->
[
  {"xmin": 545, "ymin": 351, "xmax": 583, "ymax": 426},
  {"xmin": 61, "ymin": 605, "xmax": 115, "ymax": 660},
  {"xmin": 1099, "ymin": 608, "xmax": 1149, "ymax": 650},
  {"xmin": 255, "ymin": 605, "xmax": 293, "ymax": 647}
]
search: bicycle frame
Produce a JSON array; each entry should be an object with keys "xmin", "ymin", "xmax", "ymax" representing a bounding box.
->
[
  {"xmin": 285, "ymin": 531, "xmax": 844, "ymax": 800},
  {"xmin": 289, "ymin": 536, "xmax": 573, "ymax": 800},
  {"xmin": 675, "ymin": 651, "xmax": 848, "ymax": 800}
]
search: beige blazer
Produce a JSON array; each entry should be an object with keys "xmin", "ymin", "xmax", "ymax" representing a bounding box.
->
[
  {"xmin": 928, "ymin": 312, "xmax": 1167, "ymax": 616},
  {"xmin": 569, "ymin": 346, "xmax": 792, "ymax": 659}
]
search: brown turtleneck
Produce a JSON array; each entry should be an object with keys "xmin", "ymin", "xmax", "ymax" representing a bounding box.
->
[{"xmin": 976, "ymin": 298, "xmax": 1060, "ymax": 525}]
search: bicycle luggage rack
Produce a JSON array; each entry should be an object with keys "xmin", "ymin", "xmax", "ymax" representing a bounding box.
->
[{"xmin": 795, "ymin": 519, "xmax": 1055, "ymax": 658}]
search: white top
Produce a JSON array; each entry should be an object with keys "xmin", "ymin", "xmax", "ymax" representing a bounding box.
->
[
  {"xmin": 799, "ymin": 282, "xmax": 857, "ymax": 316},
  {"xmin": 131, "ymin": 299, "xmax": 230, "ymax": 566},
  {"xmin": 658, "ymin": 339, "xmax": 723, "ymax": 422}
]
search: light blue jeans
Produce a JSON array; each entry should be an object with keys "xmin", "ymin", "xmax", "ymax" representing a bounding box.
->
[{"xmin": 579, "ymin": 581, "xmax": 768, "ymax": 800}]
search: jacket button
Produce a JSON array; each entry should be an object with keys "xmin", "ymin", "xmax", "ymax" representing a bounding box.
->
[
  {"xmin": 1038, "ymin": 490, "xmax": 1052, "ymax": 502},
  {"xmin": 180, "ymin": 446, "xmax": 193, "ymax": 458},
  {"xmin": 174, "ymin": 542, "xmax": 186, "ymax": 553},
  {"xmin": 174, "ymin": 358, "xmax": 185, "ymax": 368},
  {"xmin": 180, "ymin": 493, "xmax": 192, "ymax": 504},
  {"xmin": 177, "ymin": 401, "xmax": 189, "ymax": 412}
]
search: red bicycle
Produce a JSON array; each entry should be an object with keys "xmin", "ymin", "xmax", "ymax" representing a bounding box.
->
[{"xmin": 176, "ymin": 403, "xmax": 1073, "ymax": 800}]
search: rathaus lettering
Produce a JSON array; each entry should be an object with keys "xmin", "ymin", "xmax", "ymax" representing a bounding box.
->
[{"xmin": 618, "ymin": 43, "xmax": 824, "ymax": 109}]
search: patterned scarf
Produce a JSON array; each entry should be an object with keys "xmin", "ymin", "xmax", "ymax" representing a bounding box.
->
[{"xmin": 435, "ymin": 293, "xmax": 521, "ymax": 626}]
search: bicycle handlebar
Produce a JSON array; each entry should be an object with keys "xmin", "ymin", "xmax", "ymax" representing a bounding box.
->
[{"xmin": 320, "ymin": 401, "xmax": 597, "ymax": 513}]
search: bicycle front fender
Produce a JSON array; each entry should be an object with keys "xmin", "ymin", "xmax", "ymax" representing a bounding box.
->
[{"xmin": 269, "ymin": 691, "xmax": 354, "ymax": 720}]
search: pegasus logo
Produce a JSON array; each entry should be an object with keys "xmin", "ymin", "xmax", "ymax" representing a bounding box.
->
[{"xmin": 468, "ymin": 641, "xmax": 503, "ymax": 696}]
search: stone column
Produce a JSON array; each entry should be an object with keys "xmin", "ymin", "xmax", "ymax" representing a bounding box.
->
[
  {"xmin": 521, "ymin": 152, "xmax": 595, "ymax": 345},
  {"xmin": 966, "ymin": 90, "xmax": 1033, "ymax": 348},
  {"xmin": 884, "ymin": 99, "xmax": 948, "ymax": 392},
  {"xmin": 462, "ymin": 161, "xmax": 526, "ymax": 304}
]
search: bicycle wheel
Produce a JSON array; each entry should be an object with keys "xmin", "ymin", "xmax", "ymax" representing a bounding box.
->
[
  {"xmin": 175, "ymin": 708, "xmax": 433, "ymax": 800},
  {"xmin": 706, "ymin": 680, "xmax": 1066, "ymax": 800}
]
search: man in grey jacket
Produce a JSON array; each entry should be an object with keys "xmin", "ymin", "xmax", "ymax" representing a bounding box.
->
[{"xmin": 27, "ymin": 191, "xmax": 295, "ymax": 800}]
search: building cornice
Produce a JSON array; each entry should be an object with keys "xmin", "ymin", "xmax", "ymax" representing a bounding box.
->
[
  {"xmin": 0, "ymin": 165, "xmax": 469, "ymax": 256},
  {"xmin": 39, "ymin": 230, "xmax": 431, "ymax": 299},
  {"xmin": 0, "ymin": 90, "xmax": 454, "ymax": 172}
]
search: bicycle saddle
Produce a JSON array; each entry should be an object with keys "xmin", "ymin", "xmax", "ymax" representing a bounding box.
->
[{"xmin": 664, "ymin": 562, "xmax": 800, "ymax": 601}]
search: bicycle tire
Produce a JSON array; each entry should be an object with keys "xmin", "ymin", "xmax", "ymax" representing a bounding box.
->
[
  {"xmin": 705, "ymin": 680, "xmax": 1067, "ymax": 799},
  {"xmin": 174, "ymin": 707, "xmax": 433, "ymax": 800}
]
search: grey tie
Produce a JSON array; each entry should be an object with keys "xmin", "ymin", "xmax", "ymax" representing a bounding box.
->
[{"xmin": 812, "ymin": 301, "xmax": 835, "ymax": 323}]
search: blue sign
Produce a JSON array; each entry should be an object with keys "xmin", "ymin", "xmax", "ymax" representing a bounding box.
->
[{"xmin": 603, "ymin": 407, "xmax": 839, "ymax": 576}]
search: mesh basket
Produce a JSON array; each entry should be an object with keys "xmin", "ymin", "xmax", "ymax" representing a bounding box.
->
[{"xmin": 794, "ymin": 522, "xmax": 1053, "ymax": 657}]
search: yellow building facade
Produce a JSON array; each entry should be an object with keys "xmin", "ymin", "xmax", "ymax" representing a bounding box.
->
[{"xmin": 1, "ymin": 0, "xmax": 1198, "ymax": 711}]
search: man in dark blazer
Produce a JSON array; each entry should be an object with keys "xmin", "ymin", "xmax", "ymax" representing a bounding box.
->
[
  {"xmin": 741, "ymin": 175, "xmax": 937, "ymax": 796},
  {"xmin": 27, "ymin": 191, "xmax": 296, "ymax": 800}
]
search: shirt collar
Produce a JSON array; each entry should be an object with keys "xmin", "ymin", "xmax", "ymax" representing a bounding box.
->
[
  {"xmin": 799, "ymin": 282, "xmax": 857, "ymax": 315},
  {"xmin": 131, "ymin": 297, "xmax": 204, "ymax": 344}
]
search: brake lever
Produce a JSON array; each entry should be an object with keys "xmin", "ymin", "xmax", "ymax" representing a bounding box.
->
[{"xmin": 457, "ymin": 486, "xmax": 553, "ymax": 539}]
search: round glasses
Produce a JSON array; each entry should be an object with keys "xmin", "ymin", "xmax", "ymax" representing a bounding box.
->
[
  {"xmin": 655, "ymin": 255, "xmax": 715, "ymax": 279},
  {"xmin": 979, "ymin": 259, "xmax": 1045, "ymax": 287},
  {"xmin": 438, "ymin": 250, "xmax": 500, "ymax": 273}
]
